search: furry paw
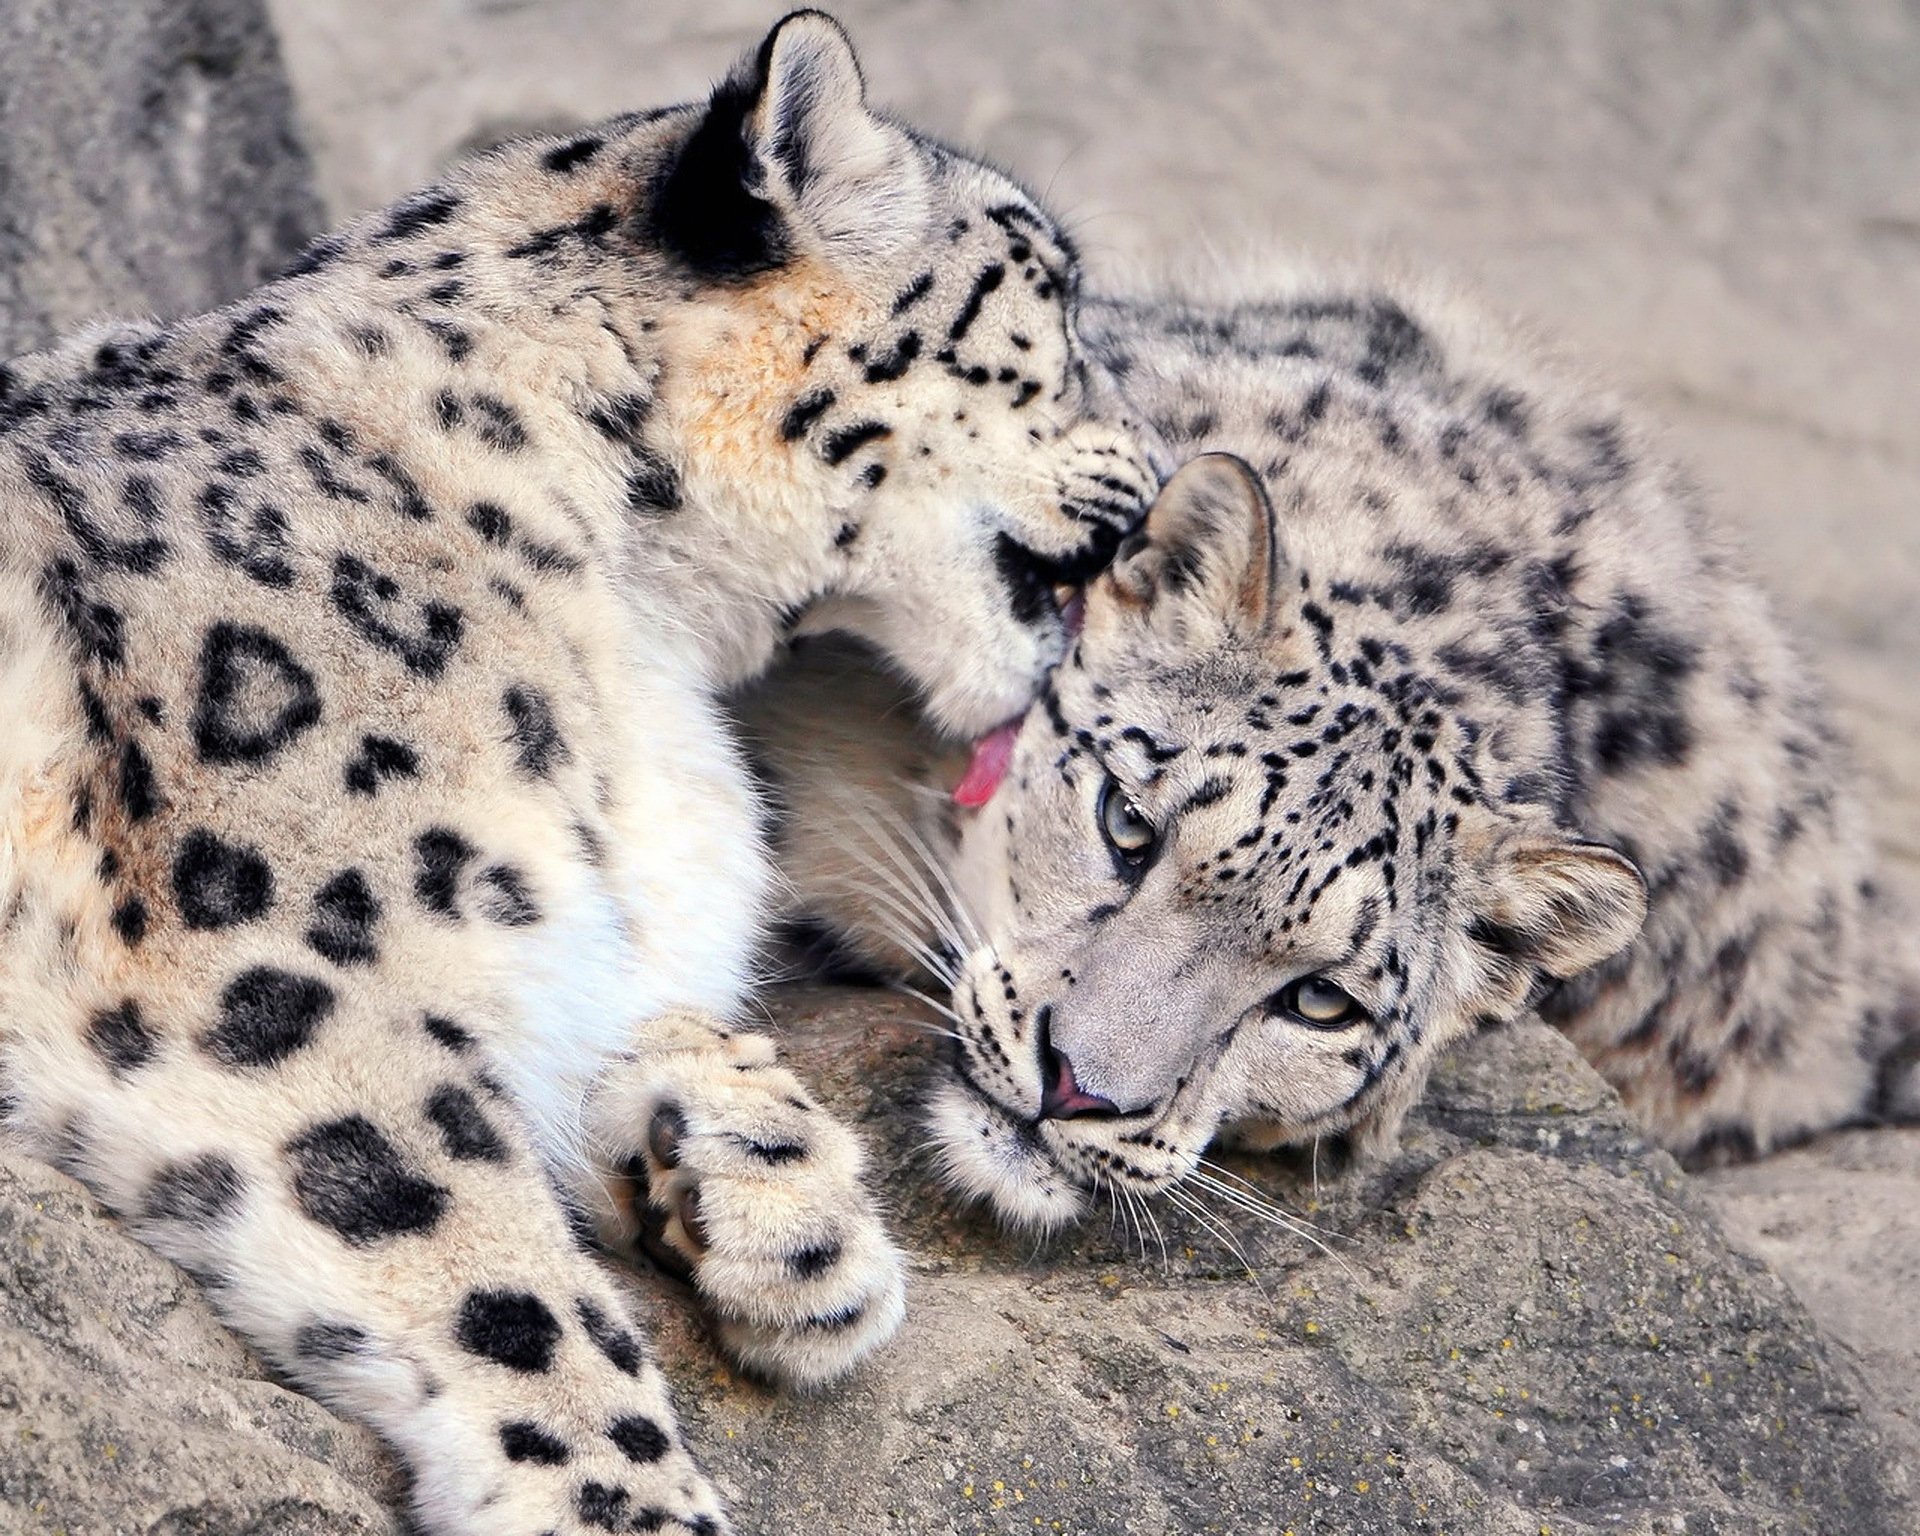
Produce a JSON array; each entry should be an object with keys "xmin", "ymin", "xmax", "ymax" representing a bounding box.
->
[{"xmin": 595, "ymin": 1012, "xmax": 906, "ymax": 1388}]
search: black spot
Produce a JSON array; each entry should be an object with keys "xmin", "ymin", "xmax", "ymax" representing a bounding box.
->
[
  {"xmin": 994, "ymin": 533, "xmax": 1056, "ymax": 627},
  {"xmin": 119, "ymin": 739, "xmax": 159, "ymax": 822},
  {"xmin": 467, "ymin": 502, "xmax": 512, "ymax": 544},
  {"xmin": 192, "ymin": 623, "xmax": 323, "ymax": 766},
  {"xmin": 299, "ymin": 444, "xmax": 371, "ymax": 503},
  {"xmin": 26, "ymin": 452, "xmax": 170, "ymax": 573},
  {"xmin": 40, "ymin": 558, "xmax": 125, "ymax": 665},
  {"xmin": 199, "ymin": 486, "xmax": 295, "ymax": 588},
  {"xmin": 422, "ymin": 320, "xmax": 473, "ymax": 362},
  {"xmin": 425, "ymin": 1084, "xmax": 508, "ymax": 1163},
  {"xmin": 822, "ymin": 420, "xmax": 890, "ymax": 467},
  {"xmin": 112, "ymin": 430, "xmax": 183, "ymax": 462},
  {"xmin": 799, "ymin": 1300, "xmax": 866, "ymax": 1333},
  {"xmin": 470, "ymin": 395, "xmax": 527, "ymax": 453},
  {"xmin": 501, "ymin": 1420, "xmax": 571, "ymax": 1465},
  {"xmin": 734, "ymin": 1135, "xmax": 806, "ymax": 1164},
  {"xmin": 947, "ymin": 263, "xmax": 1006, "ymax": 342},
  {"xmin": 144, "ymin": 1154, "xmax": 244, "ymax": 1224},
  {"xmin": 376, "ymin": 189, "xmax": 463, "ymax": 242},
  {"xmin": 585, "ymin": 394, "xmax": 652, "ymax": 442},
  {"xmin": 780, "ymin": 388, "xmax": 835, "ymax": 440},
  {"xmin": 414, "ymin": 827, "xmax": 476, "ymax": 917},
  {"xmin": 544, "ymin": 134, "xmax": 604, "ymax": 174},
  {"xmin": 343, "ymin": 734, "xmax": 419, "ymax": 796},
  {"xmin": 503, "ymin": 685, "xmax": 567, "ymax": 778},
  {"xmin": 110, "ymin": 895, "xmax": 149, "ymax": 946},
  {"xmin": 307, "ymin": 868, "xmax": 381, "ymax": 966},
  {"xmin": 365, "ymin": 453, "xmax": 434, "ymax": 522},
  {"xmin": 787, "ymin": 1240, "xmax": 841, "ymax": 1279},
  {"xmin": 86, "ymin": 1000, "xmax": 156, "ymax": 1073},
  {"xmin": 288, "ymin": 1114, "xmax": 450, "ymax": 1245},
  {"xmin": 607, "ymin": 1414, "xmax": 669, "ymax": 1464},
  {"xmin": 862, "ymin": 331, "xmax": 921, "ymax": 384},
  {"xmin": 1701, "ymin": 802, "xmax": 1749, "ymax": 885},
  {"xmin": 575, "ymin": 1297, "xmax": 641, "ymax": 1375},
  {"xmin": 576, "ymin": 1483, "xmax": 630, "ymax": 1531},
  {"xmin": 624, "ymin": 448, "xmax": 681, "ymax": 515},
  {"xmin": 331, "ymin": 554, "xmax": 465, "ymax": 678},
  {"xmin": 890, "ymin": 271, "xmax": 934, "ymax": 316},
  {"xmin": 281, "ymin": 235, "xmax": 348, "ymax": 278},
  {"xmin": 423, "ymin": 1014, "xmax": 475, "ymax": 1053},
  {"xmin": 455, "ymin": 1289, "xmax": 562, "ymax": 1372},
  {"xmin": 478, "ymin": 864, "xmax": 540, "ymax": 926},
  {"xmin": 173, "ymin": 829, "xmax": 274, "ymax": 930},
  {"xmin": 514, "ymin": 534, "xmax": 584, "ymax": 576},
  {"xmin": 294, "ymin": 1321, "xmax": 370, "ymax": 1360},
  {"xmin": 203, "ymin": 967, "xmax": 335, "ymax": 1068}
]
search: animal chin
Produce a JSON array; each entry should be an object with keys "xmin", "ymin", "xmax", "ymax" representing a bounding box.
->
[{"xmin": 926, "ymin": 1080, "xmax": 1087, "ymax": 1230}]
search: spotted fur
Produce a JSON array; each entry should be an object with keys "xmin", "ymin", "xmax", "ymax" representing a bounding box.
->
[
  {"xmin": 744, "ymin": 272, "xmax": 1920, "ymax": 1229},
  {"xmin": 0, "ymin": 14, "xmax": 1154, "ymax": 1534}
]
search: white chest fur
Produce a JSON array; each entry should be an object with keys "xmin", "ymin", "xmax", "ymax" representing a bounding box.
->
[{"xmin": 495, "ymin": 635, "xmax": 774, "ymax": 1178}]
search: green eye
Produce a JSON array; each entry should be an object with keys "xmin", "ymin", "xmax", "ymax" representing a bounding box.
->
[
  {"xmin": 1097, "ymin": 774, "xmax": 1157, "ymax": 861},
  {"xmin": 1276, "ymin": 976, "xmax": 1365, "ymax": 1030}
]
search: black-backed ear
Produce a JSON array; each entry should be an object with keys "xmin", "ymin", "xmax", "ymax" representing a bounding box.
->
[
  {"xmin": 1104, "ymin": 454, "xmax": 1279, "ymax": 639},
  {"xmin": 655, "ymin": 12, "xmax": 926, "ymax": 279},
  {"xmin": 1468, "ymin": 832, "xmax": 1647, "ymax": 1008}
]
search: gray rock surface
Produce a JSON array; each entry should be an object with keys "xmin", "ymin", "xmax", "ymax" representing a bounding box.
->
[
  {"xmin": 0, "ymin": 1148, "xmax": 399, "ymax": 1536},
  {"xmin": 0, "ymin": 0, "xmax": 320, "ymax": 356},
  {"xmin": 638, "ymin": 989, "xmax": 1913, "ymax": 1536}
]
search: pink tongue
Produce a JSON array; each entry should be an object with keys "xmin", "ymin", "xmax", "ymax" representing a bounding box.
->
[{"xmin": 953, "ymin": 719, "xmax": 1021, "ymax": 808}]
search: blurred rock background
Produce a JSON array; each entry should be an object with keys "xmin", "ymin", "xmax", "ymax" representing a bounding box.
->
[{"xmin": 3, "ymin": 1, "xmax": 1916, "ymax": 1530}]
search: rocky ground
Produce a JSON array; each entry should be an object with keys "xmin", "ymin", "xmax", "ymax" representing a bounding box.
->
[{"xmin": 2, "ymin": 1, "xmax": 1916, "ymax": 1532}]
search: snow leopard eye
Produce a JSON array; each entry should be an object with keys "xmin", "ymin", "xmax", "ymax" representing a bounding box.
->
[
  {"xmin": 1097, "ymin": 774, "xmax": 1157, "ymax": 862},
  {"xmin": 1274, "ymin": 976, "xmax": 1366, "ymax": 1030}
]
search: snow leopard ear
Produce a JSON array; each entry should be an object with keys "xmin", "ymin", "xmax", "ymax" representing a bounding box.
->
[
  {"xmin": 1467, "ymin": 831, "xmax": 1648, "ymax": 1011},
  {"xmin": 1104, "ymin": 454, "xmax": 1280, "ymax": 640},
  {"xmin": 655, "ymin": 12, "xmax": 928, "ymax": 278}
]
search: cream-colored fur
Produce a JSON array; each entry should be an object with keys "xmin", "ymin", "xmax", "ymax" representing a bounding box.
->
[
  {"xmin": 742, "ymin": 273, "xmax": 1920, "ymax": 1231},
  {"xmin": 0, "ymin": 13, "xmax": 1154, "ymax": 1534}
]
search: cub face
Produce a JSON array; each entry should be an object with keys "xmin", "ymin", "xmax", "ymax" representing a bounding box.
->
[
  {"xmin": 634, "ymin": 12, "xmax": 1158, "ymax": 731},
  {"xmin": 925, "ymin": 456, "xmax": 1647, "ymax": 1226}
]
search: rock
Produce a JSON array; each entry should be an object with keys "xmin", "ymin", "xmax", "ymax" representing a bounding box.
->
[
  {"xmin": 0, "ymin": 1148, "xmax": 399, "ymax": 1536},
  {"xmin": 634, "ymin": 987, "xmax": 1915, "ymax": 1535},
  {"xmin": 1696, "ymin": 1129, "xmax": 1920, "ymax": 1476},
  {"xmin": 0, "ymin": 0, "xmax": 320, "ymax": 356}
]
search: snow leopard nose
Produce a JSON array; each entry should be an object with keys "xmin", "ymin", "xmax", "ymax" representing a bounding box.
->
[{"xmin": 1036, "ymin": 1008, "xmax": 1118, "ymax": 1120}]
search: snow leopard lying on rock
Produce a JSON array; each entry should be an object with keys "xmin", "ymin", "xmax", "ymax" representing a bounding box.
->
[
  {"xmin": 0, "ymin": 13, "xmax": 1154, "ymax": 1533},
  {"xmin": 741, "ymin": 276, "xmax": 1920, "ymax": 1228}
]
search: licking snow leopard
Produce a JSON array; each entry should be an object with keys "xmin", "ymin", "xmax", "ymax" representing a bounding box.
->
[
  {"xmin": 0, "ymin": 13, "xmax": 1154, "ymax": 1534},
  {"xmin": 741, "ymin": 275, "xmax": 1920, "ymax": 1230}
]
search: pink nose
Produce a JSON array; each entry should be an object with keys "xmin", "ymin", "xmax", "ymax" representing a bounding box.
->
[{"xmin": 1039, "ymin": 1038, "xmax": 1119, "ymax": 1120}]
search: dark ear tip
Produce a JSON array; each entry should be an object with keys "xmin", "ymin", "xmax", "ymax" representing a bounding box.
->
[{"xmin": 762, "ymin": 9, "xmax": 864, "ymax": 78}]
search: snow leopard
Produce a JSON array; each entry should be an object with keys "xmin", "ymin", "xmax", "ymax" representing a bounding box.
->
[
  {"xmin": 742, "ymin": 273, "xmax": 1920, "ymax": 1229},
  {"xmin": 0, "ymin": 13, "xmax": 1155, "ymax": 1534}
]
